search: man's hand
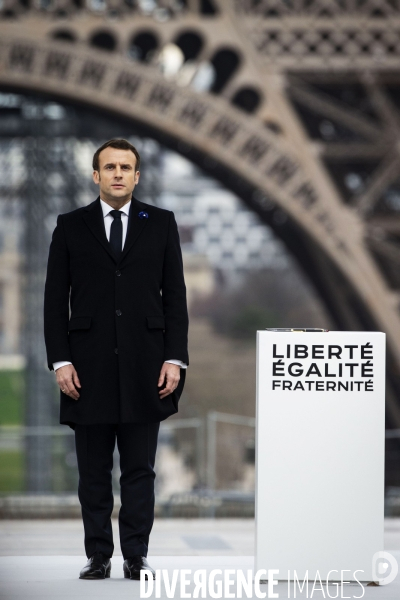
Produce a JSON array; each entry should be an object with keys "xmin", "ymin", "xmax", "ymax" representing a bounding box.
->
[
  {"xmin": 158, "ymin": 362, "xmax": 180, "ymax": 399},
  {"xmin": 55, "ymin": 364, "xmax": 81, "ymax": 400}
]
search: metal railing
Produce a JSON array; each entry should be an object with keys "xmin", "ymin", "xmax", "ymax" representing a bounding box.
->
[
  {"xmin": 1, "ymin": 419, "xmax": 398, "ymax": 497},
  {"xmin": 206, "ymin": 411, "xmax": 255, "ymax": 492}
]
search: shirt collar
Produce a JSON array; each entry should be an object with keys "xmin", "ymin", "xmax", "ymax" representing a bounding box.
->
[{"xmin": 100, "ymin": 197, "xmax": 131, "ymax": 218}]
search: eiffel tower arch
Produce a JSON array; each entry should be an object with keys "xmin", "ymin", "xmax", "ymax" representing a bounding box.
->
[{"xmin": 1, "ymin": 1, "xmax": 400, "ymax": 434}]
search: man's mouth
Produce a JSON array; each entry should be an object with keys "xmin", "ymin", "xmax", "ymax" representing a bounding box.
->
[{"xmin": 112, "ymin": 184, "xmax": 124, "ymax": 188}]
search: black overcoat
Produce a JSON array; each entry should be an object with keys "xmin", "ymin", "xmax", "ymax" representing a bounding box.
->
[{"xmin": 43, "ymin": 196, "xmax": 189, "ymax": 428}]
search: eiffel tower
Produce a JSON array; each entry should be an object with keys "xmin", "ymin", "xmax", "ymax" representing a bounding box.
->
[{"xmin": 1, "ymin": 0, "xmax": 400, "ymax": 488}]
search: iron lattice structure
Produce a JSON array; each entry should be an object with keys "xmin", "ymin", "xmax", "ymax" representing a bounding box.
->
[{"xmin": 1, "ymin": 0, "xmax": 400, "ymax": 485}]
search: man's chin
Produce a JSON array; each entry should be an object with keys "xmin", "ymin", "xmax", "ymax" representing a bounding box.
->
[{"xmin": 106, "ymin": 188, "xmax": 133, "ymax": 200}]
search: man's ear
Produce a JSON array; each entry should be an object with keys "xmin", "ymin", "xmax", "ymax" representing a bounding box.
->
[
  {"xmin": 135, "ymin": 171, "xmax": 140, "ymax": 184},
  {"xmin": 93, "ymin": 170, "xmax": 100, "ymax": 184}
]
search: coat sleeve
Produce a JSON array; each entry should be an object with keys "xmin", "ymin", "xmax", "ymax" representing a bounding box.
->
[
  {"xmin": 43, "ymin": 214, "xmax": 72, "ymax": 371},
  {"xmin": 161, "ymin": 211, "xmax": 189, "ymax": 366}
]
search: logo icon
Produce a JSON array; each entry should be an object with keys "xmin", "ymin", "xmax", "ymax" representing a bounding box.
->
[{"xmin": 372, "ymin": 551, "xmax": 398, "ymax": 585}]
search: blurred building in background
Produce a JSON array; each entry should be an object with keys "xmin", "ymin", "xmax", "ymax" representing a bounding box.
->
[
  {"xmin": 0, "ymin": 0, "xmax": 400, "ymax": 516},
  {"xmin": 0, "ymin": 201, "xmax": 21, "ymax": 359}
]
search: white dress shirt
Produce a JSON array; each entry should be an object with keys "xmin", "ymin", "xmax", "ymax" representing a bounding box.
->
[{"xmin": 53, "ymin": 198, "xmax": 187, "ymax": 371}]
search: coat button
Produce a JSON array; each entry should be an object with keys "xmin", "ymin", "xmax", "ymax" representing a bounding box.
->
[
  {"xmin": 116, "ymin": 309, "xmax": 122, "ymax": 316},
  {"xmin": 114, "ymin": 348, "xmax": 118, "ymax": 354},
  {"xmin": 116, "ymin": 270, "xmax": 121, "ymax": 276}
]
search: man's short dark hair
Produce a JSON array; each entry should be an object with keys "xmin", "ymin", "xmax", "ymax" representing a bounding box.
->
[{"xmin": 92, "ymin": 139, "xmax": 141, "ymax": 172}]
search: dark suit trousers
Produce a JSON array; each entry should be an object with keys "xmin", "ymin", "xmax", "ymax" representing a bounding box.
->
[{"xmin": 74, "ymin": 422, "xmax": 160, "ymax": 559}]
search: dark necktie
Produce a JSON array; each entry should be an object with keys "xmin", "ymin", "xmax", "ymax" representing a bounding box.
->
[{"xmin": 109, "ymin": 210, "xmax": 123, "ymax": 257}]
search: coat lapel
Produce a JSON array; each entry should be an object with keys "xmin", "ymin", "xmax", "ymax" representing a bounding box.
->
[
  {"xmin": 82, "ymin": 197, "xmax": 117, "ymax": 263},
  {"xmin": 119, "ymin": 196, "xmax": 148, "ymax": 264}
]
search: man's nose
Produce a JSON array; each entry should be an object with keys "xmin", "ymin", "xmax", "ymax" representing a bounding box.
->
[{"xmin": 115, "ymin": 166, "xmax": 122, "ymax": 177}]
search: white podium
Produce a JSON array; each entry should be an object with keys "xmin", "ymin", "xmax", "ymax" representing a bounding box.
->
[{"xmin": 255, "ymin": 330, "xmax": 385, "ymax": 582}]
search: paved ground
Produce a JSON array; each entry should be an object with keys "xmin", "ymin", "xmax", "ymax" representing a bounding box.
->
[
  {"xmin": 0, "ymin": 519, "xmax": 399, "ymax": 599},
  {"xmin": 0, "ymin": 518, "xmax": 255, "ymax": 556}
]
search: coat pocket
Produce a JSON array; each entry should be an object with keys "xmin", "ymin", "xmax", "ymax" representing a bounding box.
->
[
  {"xmin": 68, "ymin": 316, "xmax": 92, "ymax": 331},
  {"xmin": 146, "ymin": 316, "xmax": 165, "ymax": 330}
]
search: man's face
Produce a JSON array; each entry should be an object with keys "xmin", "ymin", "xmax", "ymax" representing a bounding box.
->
[{"xmin": 92, "ymin": 147, "xmax": 139, "ymax": 203}]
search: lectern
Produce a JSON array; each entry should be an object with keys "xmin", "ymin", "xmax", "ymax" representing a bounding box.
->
[{"xmin": 255, "ymin": 330, "xmax": 385, "ymax": 582}]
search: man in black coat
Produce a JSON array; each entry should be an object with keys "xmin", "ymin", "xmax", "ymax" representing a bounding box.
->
[{"xmin": 43, "ymin": 139, "xmax": 189, "ymax": 580}]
